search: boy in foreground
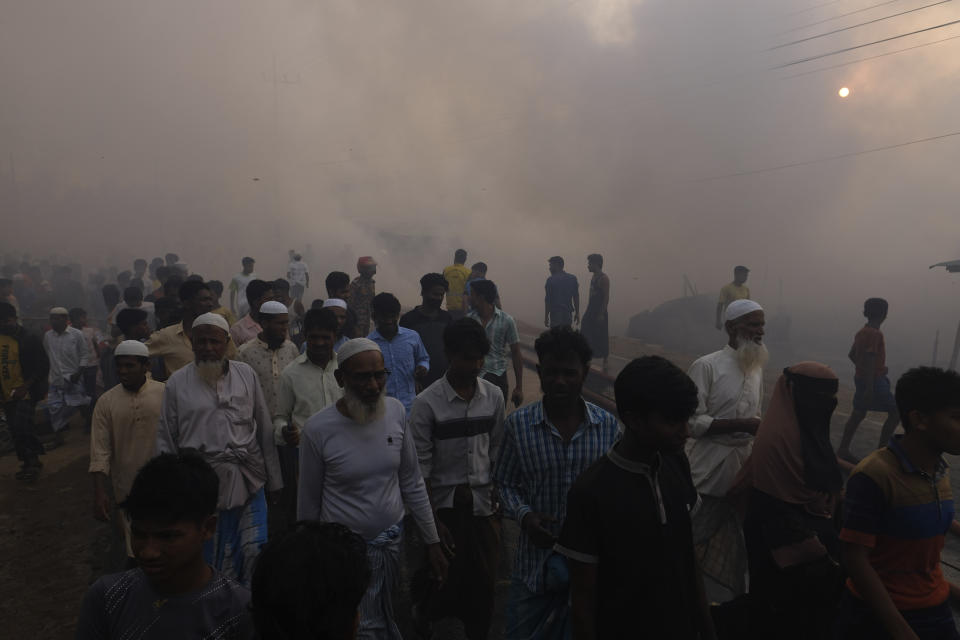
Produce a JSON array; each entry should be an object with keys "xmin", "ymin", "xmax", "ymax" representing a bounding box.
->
[
  {"xmin": 76, "ymin": 452, "xmax": 253, "ymax": 639},
  {"xmin": 555, "ymin": 355, "xmax": 716, "ymax": 639},
  {"xmin": 836, "ymin": 366, "xmax": 960, "ymax": 639}
]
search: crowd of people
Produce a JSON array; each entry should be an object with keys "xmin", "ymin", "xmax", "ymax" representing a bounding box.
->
[{"xmin": 1, "ymin": 247, "xmax": 960, "ymax": 640}]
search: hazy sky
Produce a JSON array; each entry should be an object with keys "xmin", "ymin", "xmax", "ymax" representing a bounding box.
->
[{"xmin": 3, "ymin": 0, "xmax": 960, "ymax": 372}]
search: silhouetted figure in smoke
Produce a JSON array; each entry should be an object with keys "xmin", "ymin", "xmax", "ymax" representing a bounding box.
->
[
  {"xmin": 442, "ymin": 249, "xmax": 471, "ymax": 321},
  {"xmin": 715, "ymin": 265, "xmax": 751, "ymax": 331},
  {"xmin": 836, "ymin": 297, "xmax": 900, "ymax": 464},
  {"xmin": 349, "ymin": 257, "xmax": 378, "ymax": 338},
  {"xmin": 286, "ymin": 253, "xmax": 309, "ymax": 304},
  {"xmin": 580, "ymin": 253, "xmax": 610, "ymax": 372},
  {"xmin": 544, "ymin": 256, "xmax": 579, "ymax": 329},
  {"xmin": 229, "ymin": 256, "xmax": 257, "ymax": 319}
]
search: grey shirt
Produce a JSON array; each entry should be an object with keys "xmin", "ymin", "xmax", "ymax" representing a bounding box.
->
[
  {"xmin": 75, "ymin": 568, "xmax": 253, "ymax": 640},
  {"xmin": 297, "ymin": 397, "xmax": 440, "ymax": 544},
  {"xmin": 156, "ymin": 360, "xmax": 283, "ymax": 510}
]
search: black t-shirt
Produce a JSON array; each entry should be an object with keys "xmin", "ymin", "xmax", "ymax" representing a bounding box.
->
[
  {"xmin": 556, "ymin": 448, "xmax": 702, "ymax": 639},
  {"xmin": 399, "ymin": 306, "xmax": 453, "ymax": 387}
]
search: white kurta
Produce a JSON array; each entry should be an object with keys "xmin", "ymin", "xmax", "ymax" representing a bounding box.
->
[{"xmin": 685, "ymin": 345, "xmax": 763, "ymax": 497}]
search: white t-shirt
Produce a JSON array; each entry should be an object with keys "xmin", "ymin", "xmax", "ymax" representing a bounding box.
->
[
  {"xmin": 230, "ymin": 272, "xmax": 257, "ymax": 318},
  {"xmin": 287, "ymin": 261, "xmax": 309, "ymax": 286},
  {"xmin": 297, "ymin": 397, "xmax": 440, "ymax": 543}
]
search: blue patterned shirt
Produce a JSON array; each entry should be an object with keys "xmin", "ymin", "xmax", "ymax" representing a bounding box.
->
[
  {"xmin": 494, "ymin": 399, "xmax": 620, "ymax": 593},
  {"xmin": 368, "ymin": 327, "xmax": 430, "ymax": 412},
  {"xmin": 467, "ymin": 307, "xmax": 519, "ymax": 377}
]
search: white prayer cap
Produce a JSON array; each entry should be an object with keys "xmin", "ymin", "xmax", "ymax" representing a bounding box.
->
[
  {"xmin": 336, "ymin": 338, "xmax": 382, "ymax": 365},
  {"xmin": 259, "ymin": 300, "xmax": 288, "ymax": 315},
  {"xmin": 725, "ymin": 299, "xmax": 764, "ymax": 322},
  {"xmin": 322, "ymin": 298, "xmax": 347, "ymax": 310},
  {"xmin": 114, "ymin": 340, "xmax": 150, "ymax": 358},
  {"xmin": 49, "ymin": 306, "xmax": 69, "ymax": 316},
  {"xmin": 192, "ymin": 312, "xmax": 230, "ymax": 333}
]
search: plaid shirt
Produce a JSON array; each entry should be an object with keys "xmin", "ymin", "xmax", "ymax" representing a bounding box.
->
[
  {"xmin": 494, "ymin": 399, "xmax": 620, "ymax": 592},
  {"xmin": 467, "ymin": 307, "xmax": 518, "ymax": 377}
]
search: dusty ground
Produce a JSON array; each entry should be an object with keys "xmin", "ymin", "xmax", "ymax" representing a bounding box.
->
[
  {"xmin": 2, "ymin": 339, "xmax": 958, "ymax": 638},
  {"xmin": 0, "ymin": 421, "xmax": 112, "ymax": 639}
]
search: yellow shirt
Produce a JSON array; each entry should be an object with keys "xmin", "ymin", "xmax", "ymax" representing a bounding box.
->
[
  {"xmin": 88, "ymin": 379, "xmax": 166, "ymax": 502},
  {"xmin": 213, "ymin": 305, "xmax": 238, "ymax": 328},
  {"xmin": 0, "ymin": 334, "xmax": 25, "ymax": 401},
  {"xmin": 146, "ymin": 321, "xmax": 238, "ymax": 378},
  {"xmin": 443, "ymin": 264, "xmax": 472, "ymax": 311},
  {"xmin": 718, "ymin": 282, "xmax": 750, "ymax": 306}
]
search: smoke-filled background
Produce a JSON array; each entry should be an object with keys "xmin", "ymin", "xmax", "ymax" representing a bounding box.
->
[{"xmin": 3, "ymin": 0, "xmax": 960, "ymax": 374}]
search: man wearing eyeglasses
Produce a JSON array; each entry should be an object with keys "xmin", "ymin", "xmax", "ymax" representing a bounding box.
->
[{"xmin": 297, "ymin": 338, "xmax": 448, "ymax": 640}]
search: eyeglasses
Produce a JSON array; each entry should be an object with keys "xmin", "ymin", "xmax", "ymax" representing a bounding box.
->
[{"xmin": 345, "ymin": 369, "xmax": 391, "ymax": 383}]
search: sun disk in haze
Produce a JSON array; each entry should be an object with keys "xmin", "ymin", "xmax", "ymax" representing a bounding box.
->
[{"xmin": 839, "ymin": 87, "xmax": 850, "ymax": 98}]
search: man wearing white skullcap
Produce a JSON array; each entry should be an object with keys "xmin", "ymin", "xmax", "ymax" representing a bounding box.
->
[
  {"xmin": 715, "ymin": 265, "xmax": 751, "ymax": 330},
  {"xmin": 322, "ymin": 298, "xmax": 350, "ymax": 350},
  {"xmin": 298, "ymin": 337, "xmax": 447, "ymax": 638},
  {"xmin": 89, "ymin": 340, "xmax": 165, "ymax": 564},
  {"xmin": 687, "ymin": 298, "xmax": 767, "ymax": 603},
  {"xmin": 238, "ymin": 301, "xmax": 299, "ymax": 532},
  {"xmin": 238, "ymin": 303, "xmax": 299, "ymax": 419},
  {"xmin": 156, "ymin": 309, "xmax": 282, "ymax": 586},
  {"xmin": 43, "ymin": 305, "xmax": 91, "ymax": 435}
]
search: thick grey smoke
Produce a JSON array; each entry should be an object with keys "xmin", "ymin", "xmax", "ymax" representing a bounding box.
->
[{"xmin": 3, "ymin": 0, "xmax": 960, "ymax": 375}]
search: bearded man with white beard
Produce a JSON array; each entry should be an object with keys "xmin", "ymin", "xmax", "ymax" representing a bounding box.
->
[
  {"xmin": 155, "ymin": 312, "xmax": 283, "ymax": 587},
  {"xmin": 686, "ymin": 299, "xmax": 767, "ymax": 604},
  {"xmin": 297, "ymin": 338, "xmax": 448, "ymax": 640}
]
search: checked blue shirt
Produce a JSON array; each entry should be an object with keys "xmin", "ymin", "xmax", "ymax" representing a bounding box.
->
[
  {"xmin": 368, "ymin": 327, "xmax": 431, "ymax": 413},
  {"xmin": 494, "ymin": 398, "xmax": 620, "ymax": 593}
]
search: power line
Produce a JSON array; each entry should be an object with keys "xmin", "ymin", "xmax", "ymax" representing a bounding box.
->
[
  {"xmin": 779, "ymin": 31, "xmax": 960, "ymax": 77},
  {"xmin": 771, "ymin": 0, "xmax": 951, "ymax": 49},
  {"xmin": 695, "ymin": 130, "xmax": 960, "ymax": 182},
  {"xmin": 779, "ymin": 0, "xmax": 903, "ymax": 34},
  {"xmin": 772, "ymin": 16, "xmax": 960, "ymax": 67}
]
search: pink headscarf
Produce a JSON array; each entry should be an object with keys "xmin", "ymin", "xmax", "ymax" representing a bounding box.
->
[{"xmin": 731, "ymin": 361, "xmax": 840, "ymax": 517}]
